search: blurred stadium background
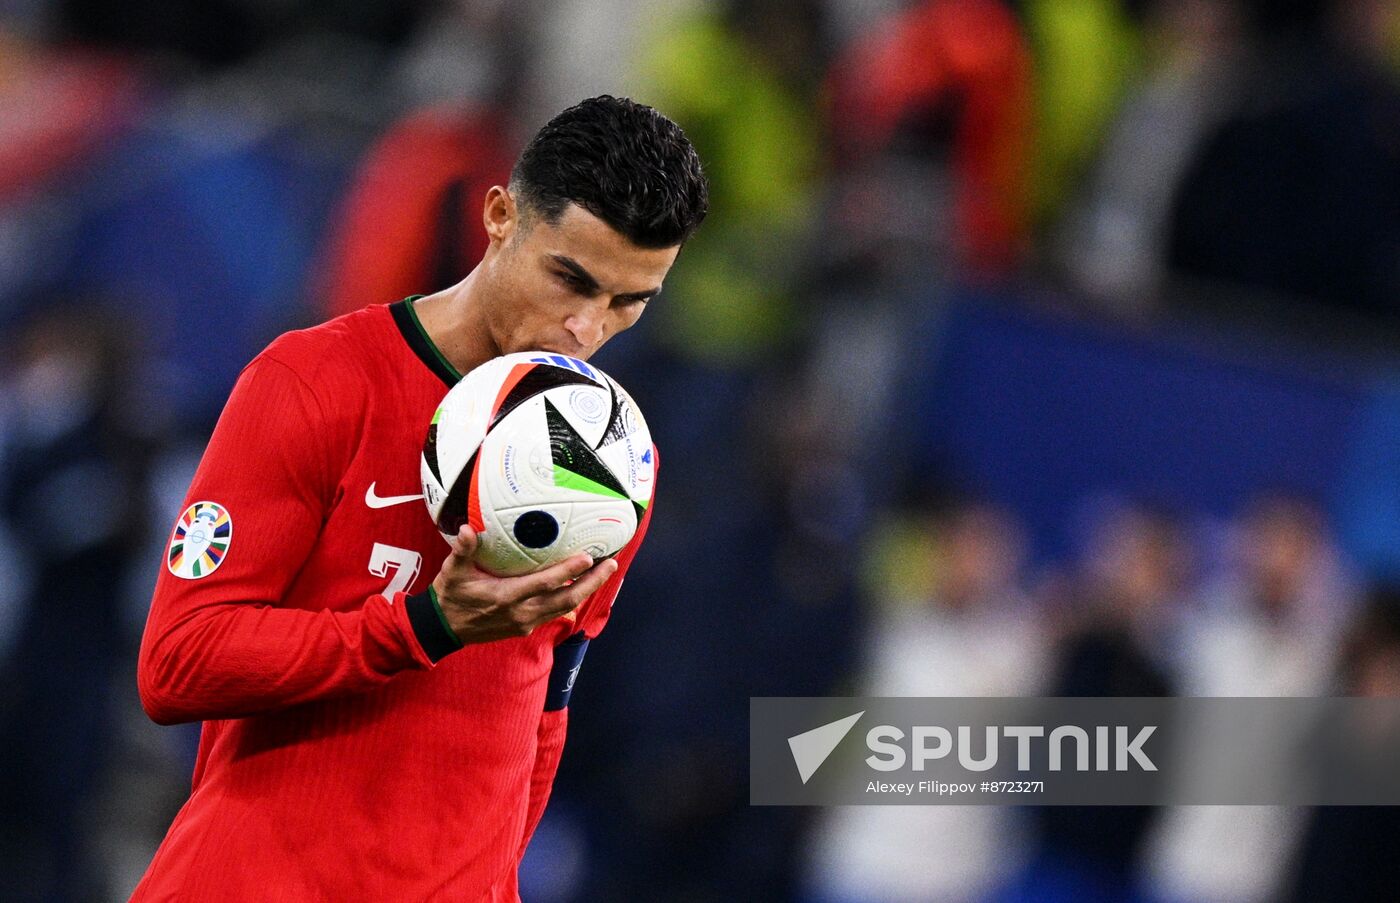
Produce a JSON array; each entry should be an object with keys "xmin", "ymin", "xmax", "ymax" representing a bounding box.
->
[{"xmin": 2, "ymin": 0, "xmax": 1400, "ymax": 900}]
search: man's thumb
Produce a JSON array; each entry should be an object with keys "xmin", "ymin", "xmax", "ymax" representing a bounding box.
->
[{"xmin": 451, "ymin": 525, "xmax": 478, "ymax": 559}]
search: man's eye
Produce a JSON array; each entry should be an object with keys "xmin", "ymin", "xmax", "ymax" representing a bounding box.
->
[{"xmin": 556, "ymin": 272, "xmax": 587, "ymax": 292}]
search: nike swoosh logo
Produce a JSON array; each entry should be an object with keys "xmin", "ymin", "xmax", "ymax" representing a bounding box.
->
[{"xmin": 365, "ymin": 482, "xmax": 424, "ymax": 509}]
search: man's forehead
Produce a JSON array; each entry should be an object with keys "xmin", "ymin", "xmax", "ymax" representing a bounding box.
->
[{"xmin": 532, "ymin": 203, "xmax": 679, "ymax": 283}]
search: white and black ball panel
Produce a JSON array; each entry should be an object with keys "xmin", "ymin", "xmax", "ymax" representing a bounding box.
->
[
  {"xmin": 423, "ymin": 447, "xmax": 475, "ymax": 537},
  {"xmin": 421, "ymin": 354, "xmax": 512, "ymax": 524},
  {"xmin": 420, "ymin": 454, "xmax": 447, "ymax": 515},
  {"xmin": 595, "ymin": 431, "xmax": 654, "ymax": 507},
  {"xmin": 597, "ymin": 375, "xmax": 642, "ymax": 447},
  {"xmin": 475, "ymin": 392, "xmax": 624, "ymax": 507},
  {"xmin": 594, "ymin": 376, "xmax": 655, "ymax": 507},
  {"xmin": 543, "ymin": 399, "xmax": 629, "ymax": 497},
  {"xmin": 544, "ymin": 383, "xmax": 615, "ymax": 448}
]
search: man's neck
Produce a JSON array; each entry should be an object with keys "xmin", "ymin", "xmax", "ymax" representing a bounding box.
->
[{"xmin": 411, "ymin": 270, "xmax": 499, "ymax": 377}]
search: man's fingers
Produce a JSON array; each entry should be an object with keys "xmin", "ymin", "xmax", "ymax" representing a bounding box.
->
[
  {"xmin": 527, "ymin": 559, "xmax": 619, "ymax": 617},
  {"xmin": 573, "ymin": 558, "xmax": 619, "ymax": 597},
  {"xmin": 434, "ymin": 552, "xmax": 620, "ymax": 640},
  {"xmin": 502, "ymin": 552, "xmax": 596, "ymax": 600}
]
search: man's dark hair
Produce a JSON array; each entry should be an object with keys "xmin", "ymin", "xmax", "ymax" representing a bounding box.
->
[{"xmin": 510, "ymin": 95, "xmax": 709, "ymax": 249}]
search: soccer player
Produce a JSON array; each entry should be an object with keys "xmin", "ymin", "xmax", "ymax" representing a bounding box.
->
[{"xmin": 133, "ymin": 96, "xmax": 707, "ymax": 901}]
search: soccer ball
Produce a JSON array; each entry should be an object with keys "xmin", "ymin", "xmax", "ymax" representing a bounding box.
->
[{"xmin": 420, "ymin": 352, "xmax": 655, "ymax": 576}]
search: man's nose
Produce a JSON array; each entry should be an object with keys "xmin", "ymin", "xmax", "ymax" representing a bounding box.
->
[{"xmin": 564, "ymin": 306, "xmax": 607, "ymax": 348}]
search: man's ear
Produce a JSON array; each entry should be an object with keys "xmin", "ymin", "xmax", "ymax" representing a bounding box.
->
[{"xmin": 483, "ymin": 185, "xmax": 517, "ymax": 246}]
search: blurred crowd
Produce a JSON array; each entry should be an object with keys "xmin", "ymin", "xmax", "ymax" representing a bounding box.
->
[
  {"xmin": 808, "ymin": 490, "xmax": 1400, "ymax": 903},
  {"xmin": 1, "ymin": 0, "xmax": 1400, "ymax": 900}
]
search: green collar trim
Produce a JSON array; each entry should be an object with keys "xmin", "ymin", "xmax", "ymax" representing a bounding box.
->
[{"xmin": 391, "ymin": 296, "xmax": 463, "ymax": 386}]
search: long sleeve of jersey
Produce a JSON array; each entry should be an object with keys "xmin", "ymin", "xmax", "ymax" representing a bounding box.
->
[{"xmin": 138, "ymin": 354, "xmax": 438, "ymax": 725}]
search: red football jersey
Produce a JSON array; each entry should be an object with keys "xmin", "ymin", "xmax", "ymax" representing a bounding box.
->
[{"xmin": 133, "ymin": 300, "xmax": 653, "ymax": 902}]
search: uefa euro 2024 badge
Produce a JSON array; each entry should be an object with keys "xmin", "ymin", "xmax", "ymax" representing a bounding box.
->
[{"xmin": 168, "ymin": 501, "xmax": 232, "ymax": 579}]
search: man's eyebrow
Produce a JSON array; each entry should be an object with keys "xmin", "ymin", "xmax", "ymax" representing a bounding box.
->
[
  {"xmin": 548, "ymin": 255, "xmax": 600, "ymax": 292},
  {"xmin": 548, "ymin": 254, "xmax": 660, "ymax": 301}
]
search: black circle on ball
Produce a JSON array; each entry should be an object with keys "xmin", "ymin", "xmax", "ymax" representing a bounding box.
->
[{"xmin": 513, "ymin": 510, "xmax": 559, "ymax": 548}]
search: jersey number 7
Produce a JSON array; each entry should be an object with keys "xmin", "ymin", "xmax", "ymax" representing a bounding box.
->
[{"xmin": 369, "ymin": 542, "xmax": 423, "ymax": 598}]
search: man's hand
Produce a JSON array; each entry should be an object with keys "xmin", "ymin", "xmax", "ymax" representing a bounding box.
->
[{"xmin": 431, "ymin": 526, "xmax": 619, "ymax": 645}]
